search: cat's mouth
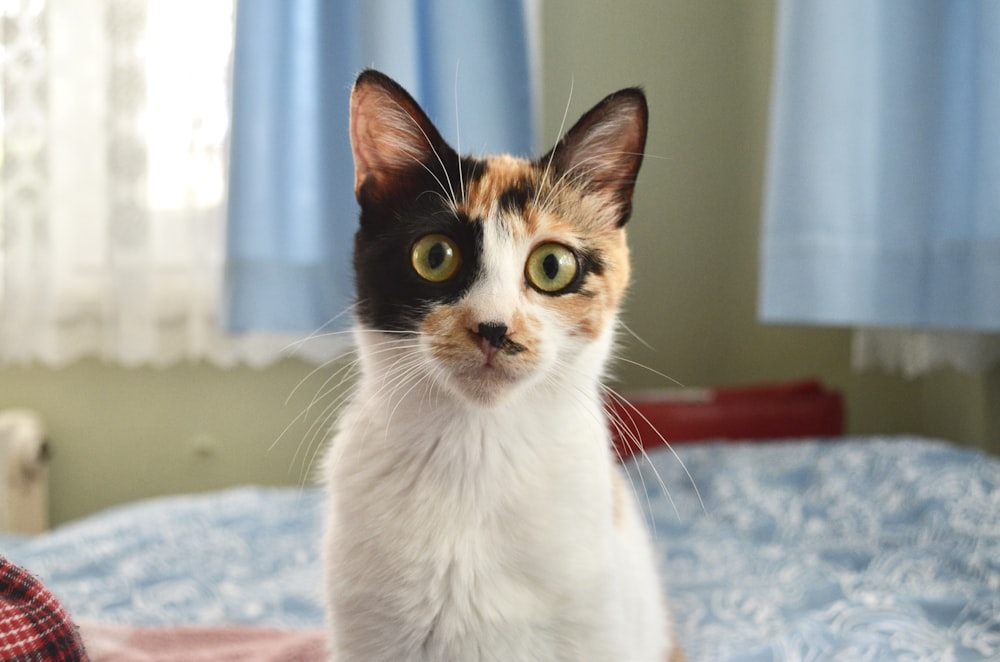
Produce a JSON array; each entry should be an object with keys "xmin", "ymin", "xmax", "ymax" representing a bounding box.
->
[
  {"xmin": 436, "ymin": 335, "xmax": 536, "ymax": 406},
  {"xmin": 475, "ymin": 333, "xmax": 527, "ymax": 368},
  {"xmin": 454, "ymin": 363, "xmax": 527, "ymax": 406},
  {"xmin": 421, "ymin": 307, "xmax": 543, "ymax": 406}
]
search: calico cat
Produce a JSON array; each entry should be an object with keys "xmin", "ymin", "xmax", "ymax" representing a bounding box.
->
[{"xmin": 323, "ymin": 69, "xmax": 683, "ymax": 662}]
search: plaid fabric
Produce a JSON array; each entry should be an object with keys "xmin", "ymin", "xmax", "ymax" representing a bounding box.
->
[{"xmin": 1, "ymin": 557, "xmax": 88, "ymax": 661}]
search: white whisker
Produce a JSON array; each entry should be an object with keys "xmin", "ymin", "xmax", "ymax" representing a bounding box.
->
[
  {"xmin": 294, "ymin": 375, "xmax": 357, "ymax": 483},
  {"xmin": 612, "ymin": 355, "xmax": 686, "ymax": 388},
  {"xmin": 601, "ymin": 385, "xmax": 670, "ymax": 529},
  {"xmin": 454, "ymin": 60, "xmax": 466, "ymax": 204},
  {"xmin": 533, "ymin": 76, "xmax": 574, "ymax": 211},
  {"xmin": 549, "ymin": 353, "xmax": 672, "ymax": 526},
  {"xmin": 554, "ymin": 367, "xmax": 659, "ymax": 533},
  {"xmin": 604, "ymin": 385, "xmax": 705, "ymax": 515},
  {"xmin": 281, "ymin": 302, "xmax": 360, "ymax": 354},
  {"xmin": 537, "ymin": 149, "xmax": 645, "ymax": 213},
  {"xmin": 385, "ymin": 97, "xmax": 459, "ymax": 209},
  {"xmin": 618, "ymin": 320, "xmax": 656, "ymax": 352}
]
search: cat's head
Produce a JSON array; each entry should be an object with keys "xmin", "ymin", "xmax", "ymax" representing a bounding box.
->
[{"xmin": 350, "ymin": 69, "xmax": 647, "ymax": 407}]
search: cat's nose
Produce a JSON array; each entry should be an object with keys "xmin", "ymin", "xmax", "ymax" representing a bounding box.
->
[{"xmin": 477, "ymin": 322, "xmax": 509, "ymax": 349}]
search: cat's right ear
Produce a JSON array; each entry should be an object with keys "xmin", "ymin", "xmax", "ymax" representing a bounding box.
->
[
  {"xmin": 543, "ymin": 87, "xmax": 648, "ymax": 227},
  {"xmin": 350, "ymin": 70, "xmax": 454, "ymax": 206}
]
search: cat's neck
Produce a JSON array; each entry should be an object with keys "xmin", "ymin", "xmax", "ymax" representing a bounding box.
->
[
  {"xmin": 355, "ymin": 354, "xmax": 605, "ymax": 428},
  {"xmin": 344, "ymin": 328, "xmax": 615, "ymax": 476},
  {"xmin": 352, "ymin": 327, "xmax": 613, "ymax": 417},
  {"xmin": 338, "ymin": 371, "xmax": 612, "ymax": 518}
]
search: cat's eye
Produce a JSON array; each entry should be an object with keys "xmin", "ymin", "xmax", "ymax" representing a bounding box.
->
[
  {"xmin": 411, "ymin": 234, "xmax": 462, "ymax": 282},
  {"xmin": 525, "ymin": 243, "xmax": 579, "ymax": 294}
]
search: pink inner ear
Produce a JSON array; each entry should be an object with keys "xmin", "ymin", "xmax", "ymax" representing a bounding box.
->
[
  {"xmin": 559, "ymin": 104, "xmax": 646, "ymax": 191},
  {"xmin": 545, "ymin": 90, "xmax": 647, "ymax": 224},
  {"xmin": 350, "ymin": 99, "xmax": 377, "ymax": 193},
  {"xmin": 350, "ymin": 84, "xmax": 401, "ymax": 191},
  {"xmin": 349, "ymin": 80, "xmax": 442, "ymax": 196}
]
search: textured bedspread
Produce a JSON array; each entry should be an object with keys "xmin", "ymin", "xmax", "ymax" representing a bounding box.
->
[{"xmin": 2, "ymin": 437, "xmax": 998, "ymax": 660}]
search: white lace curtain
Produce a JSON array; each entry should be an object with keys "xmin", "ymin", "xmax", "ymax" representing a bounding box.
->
[{"xmin": 0, "ymin": 0, "xmax": 312, "ymax": 367}]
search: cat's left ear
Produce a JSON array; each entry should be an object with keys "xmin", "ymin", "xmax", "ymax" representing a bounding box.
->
[
  {"xmin": 543, "ymin": 88, "xmax": 648, "ymax": 227},
  {"xmin": 350, "ymin": 69, "xmax": 457, "ymax": 207}
]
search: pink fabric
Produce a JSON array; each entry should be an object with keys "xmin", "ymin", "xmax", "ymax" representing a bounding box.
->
[{"xmin": 79, "ymin": 622, "xmax": 326, "ymax": 662}]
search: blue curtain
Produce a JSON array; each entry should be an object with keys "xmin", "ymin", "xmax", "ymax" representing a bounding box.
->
[
  {"xmin": 225, "ymin": 0, "xmax": 536, "ymax": 333},
  {"xmin": 759, "ymin": 0, "xmax": 1000, "ymax": 332}
]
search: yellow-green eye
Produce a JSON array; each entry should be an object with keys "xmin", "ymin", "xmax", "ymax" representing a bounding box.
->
[
  {"xmin": 411, "ymin": 234, "xmax": 461, "ymax": 282},
  {"xmin": 526, "ymin": 243, "xmax": 579, "ymax": 293}
]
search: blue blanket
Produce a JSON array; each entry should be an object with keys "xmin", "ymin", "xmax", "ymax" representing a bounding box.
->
[{"xmin": 2, "ymin": 438, "xmax": 998, "ymax": 660}]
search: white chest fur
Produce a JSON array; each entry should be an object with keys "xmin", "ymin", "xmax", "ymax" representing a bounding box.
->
[{"xmin": 323, "ymin": 369, "xmax": 669, "ymax": 662}]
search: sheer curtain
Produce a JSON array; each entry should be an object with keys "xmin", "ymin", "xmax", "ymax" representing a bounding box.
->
[
  {"xmin": 0, "ymin": 0, "xmax": 538, "ymax": 368},
  {"xmin": 0, "ymin": 0, "xmax": 284, "ymax": 367},
  {"xmin": 760, "ymin": 0, "xmax": 1000, "ymax": 376},
  {"xmin": 224, "ymin": 0, "xmax": 539, "ymax": 340}
]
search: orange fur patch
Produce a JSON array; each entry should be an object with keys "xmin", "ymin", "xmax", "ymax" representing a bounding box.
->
[
  {"xmin": 463, "ymin": 155, "xmax": 537, "ymax": 222},
  {"xmin": 457, "ymin": 155, "xmax": 632, "ymax": 342}
]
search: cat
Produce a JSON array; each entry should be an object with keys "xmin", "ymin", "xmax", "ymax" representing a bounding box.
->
[{"xmin": 323, "ymin": 68, "xmax": 684, "ymax": 662}]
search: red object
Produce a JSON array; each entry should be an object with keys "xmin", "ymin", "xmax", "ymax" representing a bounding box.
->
[
  {"xmin": 608, "ymin": 379, "xmax": 844, "ymax": 459},
  {"xmin": 1, "ymin": 557, "xmax": 90, "ymax": 661}
]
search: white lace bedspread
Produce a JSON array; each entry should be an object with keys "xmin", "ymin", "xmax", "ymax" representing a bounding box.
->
[{"xmin": 1, "ymin": 437, "xmax": 997, "ymax": 660}]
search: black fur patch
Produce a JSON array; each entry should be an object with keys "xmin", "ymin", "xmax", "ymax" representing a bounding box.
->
[
  {"xmin": 498, "ymin": 180, "xmax": 536, "ymax": 215},
  {"xmin": 578, "ymin": 247, "xmax": 606, "ymax": 276},
  {"xmin": 354, "ymin": 194, "xmax": 483, "ymax": 332},
  {"xmin": 461, "ymin": 157, "xmax": 488, "ymax": 190}
]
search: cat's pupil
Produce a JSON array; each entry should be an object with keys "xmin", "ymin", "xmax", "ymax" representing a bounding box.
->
[
  {"xmin": 542, "ymin": 253, "xmax": 560, "ymax": 280},
  {"xmin": 428, "ymin": 243, "xmax": 446, "ymax": 270}
]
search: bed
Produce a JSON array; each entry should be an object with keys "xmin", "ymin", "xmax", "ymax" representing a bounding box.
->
[{"xmin": 2, "ymin": 437, "xmax": 998, "ymax": 660}]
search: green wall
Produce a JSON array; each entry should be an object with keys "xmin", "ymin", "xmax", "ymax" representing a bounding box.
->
[
  {"xmin": 538, "ymin": 0, "xmax": 998, "ymax": 452},
  {"xmin": 1, "ymin": 1, "xmax": 996, "ymax": 526},
  {"xmin": 0, "ymin": 360, "xmax": 332, "ymax": 524}
]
